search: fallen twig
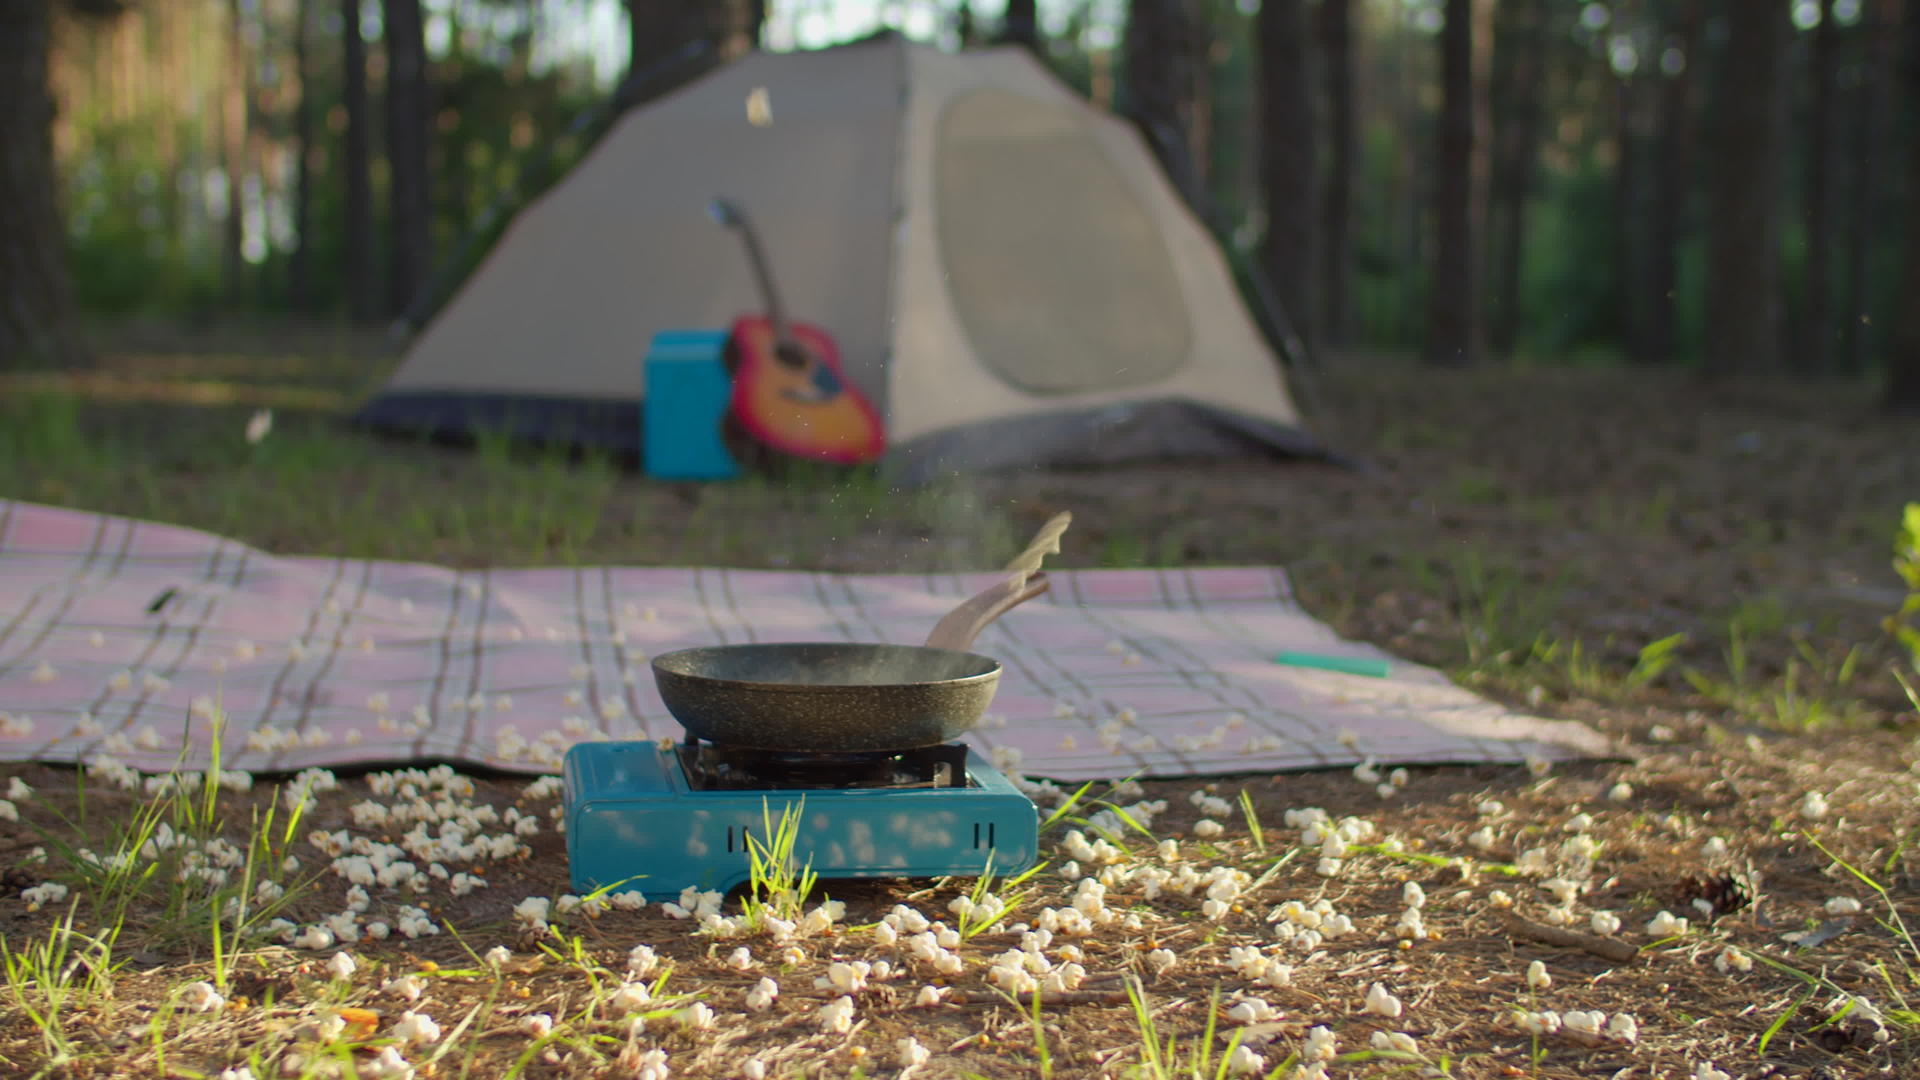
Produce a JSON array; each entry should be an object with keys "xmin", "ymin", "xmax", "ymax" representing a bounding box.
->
[
  {"xmin": 1497, "ymin": 910, "xmax": 1641, "ymax": 964},
  {"xmin": 946, "ymin": 988, "xmax": 1131, "ymax": 1007}
]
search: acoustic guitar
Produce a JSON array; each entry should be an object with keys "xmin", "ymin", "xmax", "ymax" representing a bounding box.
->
[{"xmin": 707, "ymin": 199, "xmax": 887, "ymax": 465}]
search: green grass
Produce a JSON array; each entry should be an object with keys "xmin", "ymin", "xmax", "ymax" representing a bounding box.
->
[
  {"xmin": 20, "ymin": 715, "xmax": 314, "ymax": 971},
  {"xmin": 953, "ymin": 857, "xmax": 1047, "ymax": 940},
  {"xmin": 1444, "ymin": 465, "xmax": 1505, "ymax": 506},
  {"xmin": 0, "ymin": 707, "xmax": 319, "ymax": 1078},
  {"xmin": 1120, "ymin": 981, "xmax": 1254, "ymax": 1080},
  {"xmin": 2, "ymin": 907, "xmax": 120, "ymax": 1074},
  {"xmin": 1098, "ymin": 530, "xmax": 1154, "ymax": 568},
  {"xmin": 1413, "ymin": 551, "xmax": 1570, "ymax": 668},
  {"xmin": 1237, "ymin": 790, "xmax": 1267, "ymax": 855},
  {"xmin": 1416, "ymin": 537, "xmax": 1905, "ymax": 733},
  {"xmin": 739, "ymin": 799, "xmax": 820, "ymax": 933},
  {"xmin": 1894, "ymin": 503, "xmax": 1920, "ymax": 673},
  {"xmin": 0, "ymin": 387, "xmax": 1027, "ymax": 571},
  {"xmin": 1681, "ymin": 630, "xmax": 1877, "ymax": 732}
]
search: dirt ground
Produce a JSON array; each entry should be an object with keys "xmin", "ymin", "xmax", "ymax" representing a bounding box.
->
[{"xmin": 2, "ymin": 716, "xmax": 1916, "ymax": 1078}]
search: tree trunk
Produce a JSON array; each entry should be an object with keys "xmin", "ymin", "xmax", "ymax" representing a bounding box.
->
[
  {"xmin": 1427, "ymin": 0, "xmax": 1480, "ymax": 367},
  {"xmin": 1644, "ymin": 0, "xmax": 1703, "ymax": 368},
  {"xmin": 1614, "ymin": 58, "xmax": 1648, "ymax": 361},
  {"xmin": 1802, "ymin": 0, "xmax": 1841, "ymax": 373},
  {"xmin": 1120, "ymin": 0, "xmax": 1210, "ymax": 205},
  {"xmin": 158, "ymin": 4, "xmax": 186, "ymax": 272},
  {"xmin": 222, "ymin": 0, "xmax": 248, "ymax": 302},
  {"xmin": 0, "ymin": 0, "xmax": 85, "ymax": 369},
  {"xmin": 998, "ymin": 0, "xmax": 1038, "ymax": 50},
  {"xmin": 626, "ymin": 0, "xmax": 710, "ymax": 77},
  {"xmin": 619, "ymin": 0, "xmax": 718, "ymax": 111},
  {"xmin": 1885, "ymin": 0, "xmax": 1920, "ymax": 411},
  {"xmin": 289, "ymin": 0, "xmax": 313, "ymax": 313},
  {"xmin": 1259, "ymin": 0, "xmax": 1317, "ymax": 353},
  {"xmin": 1391, "ymin": 25, "xmax": 1424, "ymax": 344},
  {"xmin": 1485, "ymin": 0, "xmax": 1517, "ymax": 353},
  {"xmin": 1842, "ymin": 0, "xmax": 1896, "ymax": 375},
  {"xmin": 1702, "ymin": 2, "xmax": 1788, "ymax": 376},
  {"xmin": 383, "ymin": 0, "xmax": 433, "ymax": 319},
  {"xmin": 1486, "ymin": 0, "xmax": 1544, "ymax": 357},
  {"xmin": 1316, "ymin": 0, "xmax": 1354, "ymax": 348},
  {"xmin": 1469, "ymin": 0, "xmax": 1495, "ymax": 337},
  {"xmin": 441, "ymin": 3, "xmax": 468, "ymax": 232},
  {"xmin": 714, "ymin": 0, "xmax": 764, "ymax": 58},
  {"xmin": 343, "ymin": 0, "xmax": 376, "ymax": 324}
]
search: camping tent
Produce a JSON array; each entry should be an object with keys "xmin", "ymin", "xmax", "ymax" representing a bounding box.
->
[{"xmin": 356, "ymin": 34, "xmax": 1319, "ymax": 480}]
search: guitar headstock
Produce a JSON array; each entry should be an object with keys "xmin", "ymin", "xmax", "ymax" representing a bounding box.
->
[{"xmin": 707, "ymin": 198, "xmax": 747, "ymax": 230}]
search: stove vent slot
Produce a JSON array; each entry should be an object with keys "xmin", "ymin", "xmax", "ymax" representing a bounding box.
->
[{"xmin": 972, "ymin": 822, "xmax": 997, "ymax": 850}]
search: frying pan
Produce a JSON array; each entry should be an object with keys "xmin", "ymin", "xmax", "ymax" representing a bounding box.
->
[{"xmin": 651, "ymin": 515, "xmax": 1071, "ymax": 753}]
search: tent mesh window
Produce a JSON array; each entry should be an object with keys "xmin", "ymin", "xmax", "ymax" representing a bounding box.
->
[{"xmin": 934, "ymin": 90, "xmax": 1193, "ymax": 395}]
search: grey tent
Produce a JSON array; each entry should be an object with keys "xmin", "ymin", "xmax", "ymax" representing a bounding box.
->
[{"xmin": 357, "ymin": 35, "xmax": 1319, "ymax": 479}]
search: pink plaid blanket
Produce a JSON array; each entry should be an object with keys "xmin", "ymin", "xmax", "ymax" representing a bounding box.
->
[{"xmin": 0, "ymin": 500, "xmax": 1609, "ymax": 781}]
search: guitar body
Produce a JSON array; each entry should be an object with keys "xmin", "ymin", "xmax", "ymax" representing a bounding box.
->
[{"xmin": 725, "ymin": 315, "xmax": 887, "ymax": 464}]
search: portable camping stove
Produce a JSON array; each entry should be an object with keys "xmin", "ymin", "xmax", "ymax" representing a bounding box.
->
[{"xmin": 563, "ymin": 738, "xmax": 1039, "ymax": 897}]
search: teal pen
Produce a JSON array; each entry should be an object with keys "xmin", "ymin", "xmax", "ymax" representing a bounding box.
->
[{"xmin": 1274, "ymin": 651, "xmax": 1392, "ymax": 678}]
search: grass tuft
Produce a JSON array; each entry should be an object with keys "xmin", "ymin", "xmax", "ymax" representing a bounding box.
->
[
  {"xmin": 1, "ymin": 906, "xmax": 120, "ymax": 1072},
  {"xmin": 741, "ymin": 799, "xmax": 819, "ymax": 931}
]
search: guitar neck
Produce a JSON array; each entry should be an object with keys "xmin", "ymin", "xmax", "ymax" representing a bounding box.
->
[{"xmin": 730, "ymin": 217, "xmax": 793, "ymax": 348}]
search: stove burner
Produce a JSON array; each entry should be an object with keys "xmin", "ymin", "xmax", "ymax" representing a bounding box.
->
[{"xmin": 677, "ymin": 739, "xmax": 973, "ymax": 791}]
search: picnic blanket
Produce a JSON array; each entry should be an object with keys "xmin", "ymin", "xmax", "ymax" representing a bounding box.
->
[{"xmin": 0, "ymin": 499, "xmax": 1610, "ymax": 782}]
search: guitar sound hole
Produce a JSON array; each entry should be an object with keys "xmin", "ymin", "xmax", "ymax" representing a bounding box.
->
[{"xmin": 774, "ymin": 343, "xmax": 811, "ymax": 371}]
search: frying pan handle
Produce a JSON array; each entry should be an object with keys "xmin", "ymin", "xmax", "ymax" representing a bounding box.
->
[{"xmin": 922, "ymin": 572, "xmax": 1051, "ymax": 653}]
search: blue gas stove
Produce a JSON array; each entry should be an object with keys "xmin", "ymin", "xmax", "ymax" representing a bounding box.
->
[{"xmin": 563, "ymin": 738, "xmax": 1040, "ymax": 898}]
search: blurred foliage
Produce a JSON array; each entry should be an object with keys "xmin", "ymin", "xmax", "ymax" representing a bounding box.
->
[
  {"xmin": 53, "ymin": 0, "xmax": 605, "ymax": 321},
  {"xmin": 44, "ymin": 0, "xmax": 1911, "ymax": 371},
  {"xmin": 1893, "ymin": 503, "xmax": 1920, "ymax": 675}
]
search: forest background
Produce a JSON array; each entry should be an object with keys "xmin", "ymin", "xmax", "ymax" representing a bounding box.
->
[{"xmin": 5, "ymin": 0, "xmax": 1919, "ymax": 407}]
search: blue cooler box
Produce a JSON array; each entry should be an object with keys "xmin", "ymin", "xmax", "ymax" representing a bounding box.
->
[{"xmin": 642, "ymin": 329, "xmax": 740, "ymax": 480}]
